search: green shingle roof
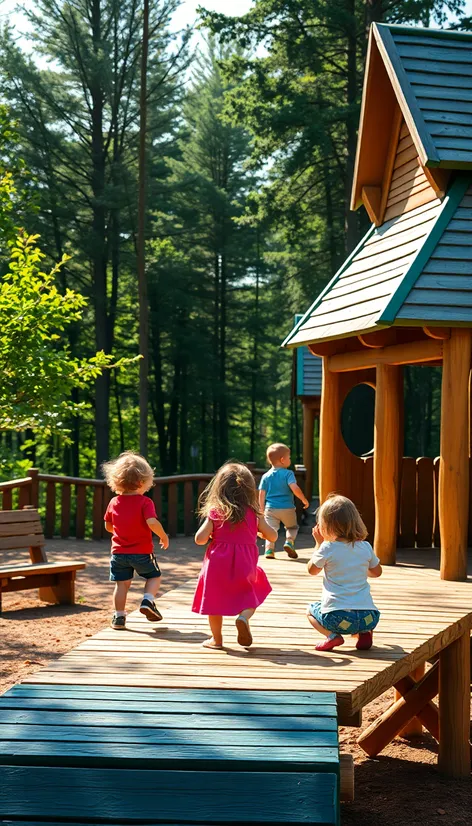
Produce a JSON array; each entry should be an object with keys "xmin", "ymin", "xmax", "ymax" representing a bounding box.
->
[
  {"xmin": 376, "ymin": 24, "xmax": 472, "ymax": 169},
  {"xmin": 284, "ymin": 175, "xmax": 472, "ymax": 347}
]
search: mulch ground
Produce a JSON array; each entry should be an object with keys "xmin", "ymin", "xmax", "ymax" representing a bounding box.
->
[{"xmin": 0, "ymin": 535, "xmax": 470, "ymax": 825}]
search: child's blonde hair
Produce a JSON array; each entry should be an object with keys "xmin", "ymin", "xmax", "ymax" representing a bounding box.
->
[
  {"xmin": 318, "ymin": 494, "xmax": 367, "ymax": 544},
  {"xmin": 266, "ymin": 442, "xmax": 290, "ymax": 465},
  {"xmin": 102, "ymin": 451, "xmax": 154, "ymax": 493},
  {"xmin": 198, "ymin": 462, "xmax": 260, "ymax": 525}
]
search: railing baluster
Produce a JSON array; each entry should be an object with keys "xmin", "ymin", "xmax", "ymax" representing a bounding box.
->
[
  {"xmin": 184, "ymin": 481, "xmax": 194, "ymax": 535},
  {"xmin": 417, "ymin": 457, "xmax": 434, "ymax": 548},
  {"xmin": 61, "ymin": 483, "xmax": 71, "ymax": 538},
  {"xmin": 152, "ymin": 484, "xmax": 163, "ymax": 521},
  {"xmin": 102, "ymin": 487, "xmax": 113, "ymax": 538},
  {"xmin": 168, "ymin": 483, "xmax": 178, "ymax": 537},
  {"xmin": 76, "ymin": 484, "xmax": 87, "ymax": 540},
  {"xmin": 2, "ymin": 489, "xmax": 12, "ymax": 510},
  {"xmin": 92, "ymin": 486, "xmax": 104, "ymax": 540},
  {"xmin": 433, "ymin": 457, "xmax": 440, "ymax": 548},
  {"xmin": 45, "ymin": 481, "xmax": 56, "ymax": 538}
]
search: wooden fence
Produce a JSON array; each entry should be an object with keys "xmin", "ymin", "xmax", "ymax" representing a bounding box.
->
[
  {"xmin": 353, "ymin": 455, "xmax": 441, "ymax": 549},
  {"xmin": 0, "ymin": 465, "xmax": 306, "ymax": 541}
]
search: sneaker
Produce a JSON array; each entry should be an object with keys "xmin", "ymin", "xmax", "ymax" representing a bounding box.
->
[
  {"xmin": 140, "ymin": 598, "xmax": 163, "ymax": 622},
  {"xmin": 283, "ymin": 540, "xmax": 298, "ymax": 559},
  {"xmin": 265, "ymin": 549, "xmax": 275, "ymax": 559},
  {"xmin": 111, "ymin": 613, "xmax": 126, "ymax": 630}
]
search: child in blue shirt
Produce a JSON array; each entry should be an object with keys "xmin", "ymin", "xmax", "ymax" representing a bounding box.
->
[{"xmin": 258, "ymin": 442, "xmax": 309, "ymax": 559}]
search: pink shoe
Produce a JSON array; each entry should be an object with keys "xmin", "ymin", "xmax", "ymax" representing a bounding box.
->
[
  {"xmin": 356, "ymin": 631, "xmax": 373, "ymax": 650},
  {"xmin": 315, "ymin": 634, "xmax": 344, "ymax": 652}
]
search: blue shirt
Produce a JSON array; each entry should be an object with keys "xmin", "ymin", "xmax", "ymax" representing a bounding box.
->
[
  {"xmin": 259, "ymin": 468, "xmax": 297, "ymax": 510},
  {"xmin": 310, "ymin": 540, "xmax": 380, "ymax": 612}
]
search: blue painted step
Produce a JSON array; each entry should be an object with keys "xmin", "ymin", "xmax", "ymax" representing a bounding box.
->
[{"xmin": 0, "ymin": 765, "xmax": 339, "ymax": 825}]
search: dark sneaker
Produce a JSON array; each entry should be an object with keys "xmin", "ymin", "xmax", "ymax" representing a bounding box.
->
[
  {"xmin": 140, "ymin": 598, "xmax": 163, "ymax": 622},
  {"xmin": 111, "ymin": 613, "xmax": 126, "ymax": 630},
  {"xmin": 283, "ymin": 540, "xmax": 298, "ymax": 559}
]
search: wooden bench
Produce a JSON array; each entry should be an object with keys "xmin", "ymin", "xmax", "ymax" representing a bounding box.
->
[{"xmin": 0, "ymin": 508, "xmax": 85, "ymax": 611}]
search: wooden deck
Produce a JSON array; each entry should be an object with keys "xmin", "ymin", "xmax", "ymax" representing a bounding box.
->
[{"xmin": 22, "ymin": 552, "xmax": 472, "ymax": 720}]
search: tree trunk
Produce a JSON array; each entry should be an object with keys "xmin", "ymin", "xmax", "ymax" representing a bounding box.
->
[
  {"xmin": 219, "ymin": 251, "xmax": 228, "ymax": 462},
  {"xmin": 345, "ymin": 0, "xmax": 359, "ymax": 254},
  {"xmin": 91, "ymin": 0, "xmax": 110, "ymax": 471},
  {"xmin": 137, "ymin": 0, "xmax": 150, "ymax": 455},
  {"xmin": 249, "ymin": 231, "xmax": 260, "ymax": 462}
]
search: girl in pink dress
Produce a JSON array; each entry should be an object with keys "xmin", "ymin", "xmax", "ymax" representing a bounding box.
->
[{"xmin": 192, "ymin": 462, "xmax": 277, "ymax": 650}]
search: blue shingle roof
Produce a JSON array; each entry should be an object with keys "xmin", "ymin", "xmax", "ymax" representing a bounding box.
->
[{"xmin": 377, "ymin": 24, "xmax": 472, "ymax": 169}]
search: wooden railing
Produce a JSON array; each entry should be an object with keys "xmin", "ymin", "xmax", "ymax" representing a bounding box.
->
[
  {"xmin": 0, "ymin": 465, "xmax": 307, "ymax": 541},
  {"xmin": 354, "ymin": 455, "xmax": 442, "ymax": 549}
]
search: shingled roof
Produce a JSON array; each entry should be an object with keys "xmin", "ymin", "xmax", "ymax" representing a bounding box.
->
[{"xmin": 284, "ymin": 23, "xmax": 472, "ymax": 349}]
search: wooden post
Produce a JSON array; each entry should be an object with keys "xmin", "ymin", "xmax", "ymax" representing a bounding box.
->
[
  {"xmin": 439, "ymin": 329, "xmax": 471, "ymax": 581},
  {"xmin": 373, "ymin": 364, "xmax": 403, "ymax": 564},
  {"xmin": 438, "ymin": 632, "xmax": 471, "ymax": 777},
  {"xmin": 319, "ymin": 358, "xmax": 341, "ymax": 502},
  {"xmin": 303, "ymin": 403, "xmax": 315, "ymax": 502},
  {"xmin": 27, "ymin": 468, "xmax": 39, "ymax": 508}
]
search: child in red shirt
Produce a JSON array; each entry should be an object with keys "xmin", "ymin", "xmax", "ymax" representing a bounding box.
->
[{"xmin": 103, "ymin": 452, "xmax": 169, "ymax": 630}]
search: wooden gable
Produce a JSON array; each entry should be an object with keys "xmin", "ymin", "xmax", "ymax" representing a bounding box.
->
[{"xmin": 383, "ymin": 121, "xmax": 445, "ymax": 223}]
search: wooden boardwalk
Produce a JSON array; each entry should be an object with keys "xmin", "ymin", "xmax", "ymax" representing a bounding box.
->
[{"xmin": 21, "ymin": 554, "xmax": 472, "ymax": 720}]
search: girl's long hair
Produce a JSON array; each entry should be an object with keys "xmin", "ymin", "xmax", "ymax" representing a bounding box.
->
[{"xmin": 198, "ymin": 462, "xmax": 260, "ymax": 525}]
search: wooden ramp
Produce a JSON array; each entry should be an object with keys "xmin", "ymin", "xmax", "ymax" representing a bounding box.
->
[
  {"xmin": 0, "ymin": 687, "xmax": 340, "ymax": 825},
  {"xmin": 0, "ymin": 553, "xmax": 471, "ymax": 823}
]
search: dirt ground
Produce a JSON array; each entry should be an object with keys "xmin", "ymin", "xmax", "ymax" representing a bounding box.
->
[{"xmin": 1, "ymin": 535, "xmax": 471, "ymax": 826}]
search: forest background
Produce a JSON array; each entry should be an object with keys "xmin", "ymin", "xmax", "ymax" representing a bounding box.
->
[{"xmin": 2, "ymin": 0, "xmax": 471, "ymax": 484}]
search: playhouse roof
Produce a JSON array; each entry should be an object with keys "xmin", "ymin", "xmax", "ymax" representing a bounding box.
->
[
  {"xmin": 352, "ymin": 24, "xmax": 472, "ymax": 210},
  {"xmin": 284, "ymin": 23, "xmax": 472, "ymax": 350},
  {"xmin": 285, "ymin": 175, "xmax": 472, "ymax": 347},
  {"xmin": 294, "ymin": 315, "xmax": 322, "ymax": 396}
]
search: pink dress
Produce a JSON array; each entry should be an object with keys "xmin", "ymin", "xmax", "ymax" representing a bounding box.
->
[{"xmin": 192, "ymin": 507, "xmax": 272, "ymax": 616}]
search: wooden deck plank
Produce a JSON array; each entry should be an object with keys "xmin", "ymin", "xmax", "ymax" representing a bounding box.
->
[{"xmin": 18, "ymin": 557, "xmax": 472, "ymax": 716}]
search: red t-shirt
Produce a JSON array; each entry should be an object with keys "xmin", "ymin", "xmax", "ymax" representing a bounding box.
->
[{"xmin": 104, "ymin": 494, "xmax": 157, "ymax": 554}]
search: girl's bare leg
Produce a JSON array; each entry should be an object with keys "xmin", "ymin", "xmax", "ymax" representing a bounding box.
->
[
  {"xmin": 240, "ymin": 608, "xmax": 255, "ymax": 622},
  {"xmin": 208, "ymin": 615, "xmax": 223, "ymax": 646},
  {"xmin": 307, "ymin": 611, "xmax": 331, "ymax": 638}
]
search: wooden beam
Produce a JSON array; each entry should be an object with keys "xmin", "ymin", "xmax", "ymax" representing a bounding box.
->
[
  {"xmin": 395, "ymin": 671, "xmax": 439, "ymax": 741},
  {"xmin": 328, "ymin": 338, "xmax": 442, "ymax": 373},
  {"xmin": 362, "ymin": 185, "xmax": 382, "ymax": 225},
  {"xmin": 395, "ymin": 663, "xmax": 424, "ymax": 737},
  {"xmin": 438, "ymin": 633, "xmax": 471, "ymax": 777},
  {"xmin": 423, "ymin": 327, "xmax": 450, "ymax": 341},
  {"xmin": 439, "ymin": 329, "xmax": 471, "ymax": 581},
  {"xmin": 423, "ymin": 166, "xmax": 450, "ymax": 199},
  {"xmin": 374, "ymin": 364, "xmax": 402, "ymax": 565},
  {"xmin": 308, "ymin": 341, "xmax": 342, "ymax": 358},
  {"xmin": 319, "ymin": 357, "xmax": 341, "ymax": 502},
  {"xmin": 302, "ymin": 403, "xmax": 315, "ymax": 502},
  {"xmin": 358, "ymin": 329, "xmax": 397, "ymax": 349},
  {"xmin": 357, "ymin": 664, "xmax": 439, "ymax": 757}
]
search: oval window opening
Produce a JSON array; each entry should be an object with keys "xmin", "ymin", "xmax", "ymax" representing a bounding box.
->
[{"xmin": 341, "ymin": 384, "xmax": 375, "ymax": 457}]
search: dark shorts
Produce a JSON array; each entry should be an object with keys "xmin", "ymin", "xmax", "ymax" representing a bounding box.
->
[
  {"xmin": 308, "ymin": 601, "xmax": 380, "ymax": 635},
  {"xmin": 109, "ymin": 553, "xmax": 161, "ymax": 582}
]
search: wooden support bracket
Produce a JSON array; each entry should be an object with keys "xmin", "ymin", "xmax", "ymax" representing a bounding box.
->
[{"xmin": 357, "ymin": 663, "xmax": 439, "ymax": 757}]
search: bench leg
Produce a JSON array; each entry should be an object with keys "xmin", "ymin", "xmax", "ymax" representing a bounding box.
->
[
  {"xmin": 438, "ymin": 632, "xmax": 471, "ymax": 777},
  {"xmin": 39, "ymin": 573, "xmax": 76, "ymax": 606}
]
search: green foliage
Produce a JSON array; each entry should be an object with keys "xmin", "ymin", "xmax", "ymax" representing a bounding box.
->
[{"xmin": 0, "ymin": 232, "xmax": 133, "ymax": 436}]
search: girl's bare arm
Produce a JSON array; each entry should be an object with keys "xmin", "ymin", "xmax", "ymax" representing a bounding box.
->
[
  {"xmin": 195, "ymin": 518, "xmax": 213, "ymax": 545},
  {"xmin": 257, "ymin": 515, "xmax": 277, "ymax": 543}
]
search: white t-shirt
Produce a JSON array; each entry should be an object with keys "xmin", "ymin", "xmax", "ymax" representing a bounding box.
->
[{"xmin": 310, "ymin": 539, "xmax": 380, "ymax": 613}]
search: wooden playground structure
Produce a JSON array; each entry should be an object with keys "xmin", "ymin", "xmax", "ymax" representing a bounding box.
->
[{"xmin": 1, "ymin": 20, "xmax": 472, "ymax": 826}]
